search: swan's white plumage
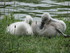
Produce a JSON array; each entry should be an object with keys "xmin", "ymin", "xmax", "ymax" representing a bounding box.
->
[{"xmin": 6, "ymin": 15, "xmax": 33, "ymax": 35}]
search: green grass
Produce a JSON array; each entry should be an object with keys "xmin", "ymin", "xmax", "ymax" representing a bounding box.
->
[{"xmin": 0, "ymin": 15, "xmax": 70, "ymax": 53}]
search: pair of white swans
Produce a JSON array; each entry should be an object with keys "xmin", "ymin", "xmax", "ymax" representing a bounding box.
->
[{"xmin": 6, "ymin": 13, "xmax": 66, "ymax": 37}]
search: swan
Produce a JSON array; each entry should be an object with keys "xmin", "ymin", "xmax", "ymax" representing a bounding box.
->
[
  {"xmin": 31, "ymin": 13, "xmax": 66, "ymax": 37},
  {"xmin": 40, "ymin": 13, "xmax": 66, "ymax": 31},
  {"xmin": 6, "ymin": 15, "xmax": 33, "ymax": 35}
]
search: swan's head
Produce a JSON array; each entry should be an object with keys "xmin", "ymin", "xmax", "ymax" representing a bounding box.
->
[
  {"xmin": 41, "ymin": 13, "xmax": 52, "ymax": 22},
  {"xmin": 24, "ymin": 15, "xmax": 33, "ymax": 25},
  {"xmin": 40, "ymin": 13, "xmax": 52, "ymax": 29}
]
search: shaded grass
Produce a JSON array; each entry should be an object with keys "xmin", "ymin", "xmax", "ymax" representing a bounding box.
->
[{"xmin": 0, "ymin": 15, "xmax": 70, "ymax": 53}]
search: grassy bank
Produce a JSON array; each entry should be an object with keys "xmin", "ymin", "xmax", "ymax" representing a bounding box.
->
[{"xmin": 0, "ymin": 15, "xmax": 70, "ymax": 53}]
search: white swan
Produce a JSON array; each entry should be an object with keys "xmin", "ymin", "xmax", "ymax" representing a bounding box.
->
[
  {"xmin": 40, "ymin": 13, "xmax": 66, "ymax": 31},
  {"xmin": 31, "ymin": 13, "xmax": 66, "ymax": 37},
  {"xmin": 6, "ymin": 15, "xmax": 33, "ymax": 35}
]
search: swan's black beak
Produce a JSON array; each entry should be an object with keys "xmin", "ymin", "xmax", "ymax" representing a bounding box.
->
[
  {"xmin": 40, "ymin": 18, "xmax": 47, "ymax": 29},
  {"xmin": 40, "ymin": 21, "xmax": 45, "ymax": 29},
  {"xmin": 29, "ymin": 21, "xmax": 32, "ymax": 25}
]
